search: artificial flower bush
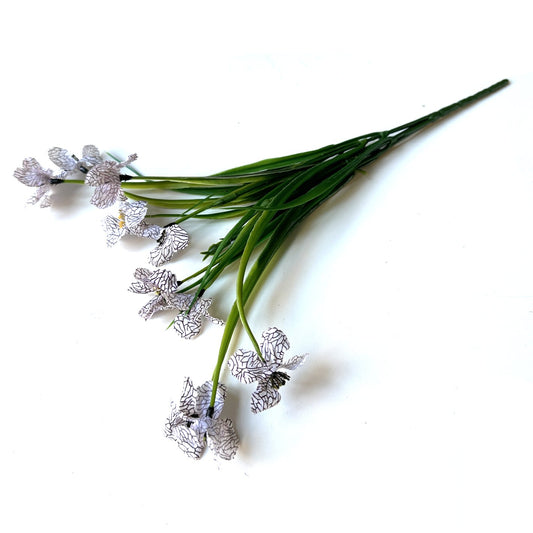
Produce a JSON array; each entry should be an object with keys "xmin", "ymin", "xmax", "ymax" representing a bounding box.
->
[{"xmin": 14, "ymin": 79, "xmax": 509, "ymax": 460}]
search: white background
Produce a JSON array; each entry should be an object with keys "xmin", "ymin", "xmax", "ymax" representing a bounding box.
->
[{"xmin": 1, "ymin": 1, "xmax": 532, "ymax": 531}]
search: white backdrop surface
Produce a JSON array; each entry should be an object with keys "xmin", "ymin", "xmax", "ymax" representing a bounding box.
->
[{"xmin": 1, "ymin": 1, "xmax": 532, "ymax": 531}]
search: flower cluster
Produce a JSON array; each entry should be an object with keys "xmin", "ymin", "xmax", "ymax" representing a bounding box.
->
[
  {"xmin": 13, "ymin": 80, "xmax": 510, "ymax": 461},
  {"xmin": 14, "ymin": 147, "xmax": 313, "ymax": 463},
  {"xmin": 15, "ymin": 146, "xmax": 190, "ymax": 266},
  {"xmin": 164, "ymin": 327, "xmax": 307, "ymax": 460}
]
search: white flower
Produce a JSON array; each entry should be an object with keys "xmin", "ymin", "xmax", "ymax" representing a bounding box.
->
[
  {"xmin": 13, "ymin": 158, "xmax": 56, "ymax": 207},
  {"xmin": 14, "ymin": 146, "xmax": 103, "ymax": 207},
  {"xmin": 228, "ymin": 327, "xmax": 308, "ymax": 413},
  {"xmin": 48, "ymin": 145, "xmax": 102, "ymax": 176},
  {"xmin": 85, "ymin": 153, "xmax": 137, "ymax": 209},
  {"xmin": 165, "ymin": 377, "xmax": 239, "ymax": 460},
  {"xmin": 103, "ymin": 200, "xmax": 163, "ymax": 247},
  {"xmin": 128, "ymin": 267, "xmax": 182, "ymax": 319},
  {"xmin": 128, "ymin": 269, "xmax": 223, "ymax": 336},
  {"xmin": 148, "ymin": 224, "xmax": 189, "ymax": 266},
  {"xmin": 173, "ymin": 295, "xmax": 224, "ymax": 339}
]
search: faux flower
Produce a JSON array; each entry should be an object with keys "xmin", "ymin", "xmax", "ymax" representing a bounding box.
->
[
  {"xmin": 85, "ymin": 153, "xmax": 137, "ymax": 209},
  {"xmin": 14, "ymin": 145, "xmax": 103, "ymax": 208},
  {"xmin": 48, "ymin": 145, "xmax": 102, "ymax": 176},
  {"xmin": 13, "ymin": 158, "xmax": 57, "ymax": 207},
  {"xmin": 165, "ymin": 377, "xmax": 239, "ymax": 460},
  {"xmin": 128, "ymin": 268, "xmax": 223, "ymax": 336},
  {"xmin": 173, "ymin": 295, "xmax": 224, "ymax": 339},
  {"xmin": 148, "ymin": 224, "xmax": 189, "ymax": 266},
  {"xmin": 228, "ymin": 327, "xmax": 308, "ymax": 413},
  {"xmin": 128, "ymin": 267, "xmax": 181, "ymax": 319},
  {"xmin": 103, "ymin": 200, "xmax": 163, "ymax": 247},
  {"xmin": 14, "ymin": 80, "xmax": 511, "ymax": 462}
]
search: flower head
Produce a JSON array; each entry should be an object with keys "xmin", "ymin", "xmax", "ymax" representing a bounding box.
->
[
  {"xmin": 14, "ymin": 158, "xmax": 56, "ymax": 207},
  {"xmin": 48, "ymin": 145, "xmax": 102, "ymax": 176},
  {"xmin": 128, "ymin": 267, "xmax": 181, "ymax": 319},
  {"xmin": 228, "ymin": 327, "xmax": 307, "ymax": 413},
  {"xmin": 148, "ymin": 224, "xmax": 189, "ymax": 266},
  {"xmin": 165, "ymin": 377, "xmax": 239, "ymax": 460},
  {"xmin": 85, "ymin": 153, "xmax": 137, "ymax": 209},
  {"xmin": 173, "ymin": 295, "xmax": 224, "ymax": 339},
  {"xmin": 14, "ymin": 145, "xmax": 103, "ymax": 208},
  {"xmin": 104, "ymin": 200, "xmax": 163, "ymax": 247}
]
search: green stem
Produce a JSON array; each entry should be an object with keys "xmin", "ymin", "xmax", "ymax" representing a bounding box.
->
[
  {"xmin": 209, "ymin": 223, "xmax": 280, "ymax": 404},
  {"xmin": 208, "ymin": 196, "xmax": 323, "ymax": 406},
  {"xmin": 191, "ymin": 211, "xmax": 257, "ymax": 296},
  {"xmin": 234, "ymin": 211, "xmax": 270, "ymax": 357},
  {"xmin": 208, "ymin": 78, "xmax": 510, "ymax": 407}
]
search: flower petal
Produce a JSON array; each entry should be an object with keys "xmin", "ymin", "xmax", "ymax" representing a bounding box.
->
[
  {"xmin": 207, "ymin": 418, "xmax": 239, "ymax": 460},
  {"xmin": 196, "ymin": 381, "xmax": 226, "ymax": 420},
  {"xmin": 167, "ymin": 292, "xmax": 194, "ymax": 310},
  {"xmin": 128, "ymin": 279, "xmax": 152, "ymax": 294},
  {"xmin": 122, "ymin": 200, "xmax": 148, "ymax": 228},
  {"xmin": 148, "ymin": 224, "xmax": 189, "ymax": 266},
  {"xmin": 250, "ymin": 383, "xmax": 282, "ymax": 414},
  {"xmin": 27, "ymin": 184, "xmax": 51, "ymax": 207},
  {"xmin": 90, "ymin": 181, "xmax": 123, "ymax": 209},
  {"xmin": 129, "ymin": 221, "xmax": 163, "ymax": 240},
  {"xmin": 279, "ymin": 353, "xmax": 308, "ymax": 371},
  {"xmin": 81, "ymin": 145, "xmax": 103, "ymax": 167},
  {"xmin": 192, "ymin": 298, "xmax": 224, "ymax": 325},
  {"xmin": 148, "ymin": 269, "xmax": 180, "ymax": 293},
  {"xmin": 173, "ymin": 312, "xmax": 202, "ymax": 339},
  {"xmin": 103, "ymin": 215, "xmax": 125, "ymax": 247},
  {"xmin": 120, "ymin": 153, "xmax": 138, "ymax": 169},
  {"xmin": 228, "ymin": 349, "xmax": 267, "ymax": 384},
  {"xmin": 260, "ymin": 327, "xmax": 289, "ymax": 366},
  {"xmin": 48, "ymin": 147, "xmax": 77, "ymax": 171},
  {"xmin": 178, "ymin": 378, "xmax": 197, "ymax": 417},
  {"xmin": 133, "ymin": 267, "xmax": 152, "ymax": 283},
  {"xmin": 85, "ymin": 161, "xmax": 114, "ymax": 185},
  {"xmin": 138, "ymin": 294, "xmax": 167, "ymax": 319},
  {"xmin": 37, "ymin": 193, "xmax": 52, "ymax": 208},
  {"xmin": 14, "ymin": 158, "xmax": 52, "ymax": 187},
  {"xmin": 167, "ymin": 424, "xmax": 205, "ymax": 459}
]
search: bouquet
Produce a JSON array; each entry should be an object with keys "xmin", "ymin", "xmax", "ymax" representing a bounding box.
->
[{"xmin": 14, "ymin": 79, "xmax": 509, "ymax": 461}]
